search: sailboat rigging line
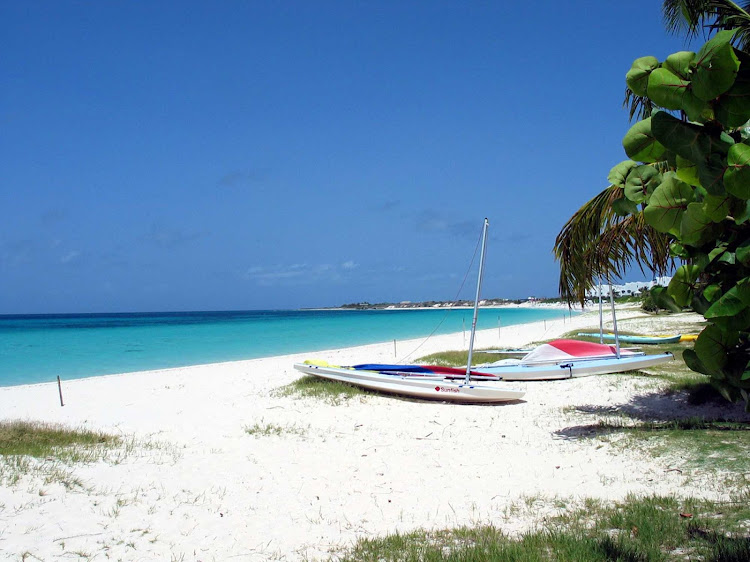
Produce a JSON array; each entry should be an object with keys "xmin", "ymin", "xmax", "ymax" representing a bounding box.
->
[{"xmin": 396, "ymin": 221, "xmax": 486, "ymax": 364}]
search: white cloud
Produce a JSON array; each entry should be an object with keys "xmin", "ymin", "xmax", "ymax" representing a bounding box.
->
[
  {"xmin": 60, "ymin": 250, "xmax": 80, "ymax": 264},
  {"xmin": 244, "ymin": 262, "xmax": 355, "ymax": 286}
]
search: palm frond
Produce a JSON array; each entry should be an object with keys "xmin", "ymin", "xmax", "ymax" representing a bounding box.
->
[
  {"xmin": 662, "ymin": 1, "xmax": 711, "ymax": 40},
  {"xmin": 553, "ymin": 185, "xmax": 675, "ymax": 305},
  {"xmin": 623, "ymin": 89, "xmax": 655, "ymax": 122},
  {"xmin": 663, "ymin": 0, "xmax": 750, "ymax": 50}
]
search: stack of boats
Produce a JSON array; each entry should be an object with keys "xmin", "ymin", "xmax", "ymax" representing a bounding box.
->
[
  {"xmin": 293, "ymin": 219, "xmax": 678, "ymax": 404},
  {"xmin": 293, "ymin": 337, "xmax": 675, "ymax": 404}
]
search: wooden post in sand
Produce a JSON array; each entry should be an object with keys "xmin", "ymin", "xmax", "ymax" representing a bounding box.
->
[
  {"xmin": 57, "ymin": 376, "xmax": 64, "ymax": 407},
  {"xmin": 393, "ymin": 339, "xmax": 397, "ymax": 357}
]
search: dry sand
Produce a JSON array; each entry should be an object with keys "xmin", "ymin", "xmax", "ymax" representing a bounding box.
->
[{"xmin": 1, "ymin": 306, "xmax": 748, "ymax": 561}]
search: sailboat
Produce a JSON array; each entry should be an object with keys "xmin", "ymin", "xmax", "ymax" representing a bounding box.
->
[
  {"xmin": 331, "ymin": 337, "xmax": 674, "ymax": 383},
  {"xmin": 293, "ymin": 219, "xmax": 526, "ymax": 403},
  {"xmin": 473, "ymin": 338, "xmax": 674, "ymax": 380}
]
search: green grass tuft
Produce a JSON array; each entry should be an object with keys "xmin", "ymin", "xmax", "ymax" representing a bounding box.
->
[
  {"xmin": 273, "ymin": 374, "xmax": 376, "ymax": 404},
  {"xmin": 0, "ymin": 420, "xmax": 119, "ymax": 459},
  {"xmin": 334, "ymin": 494, "xmax": 750, "ymax": 561},
  {"xmin": 244, "ymin": 420, "xmax": 307, "ymax": 437}
]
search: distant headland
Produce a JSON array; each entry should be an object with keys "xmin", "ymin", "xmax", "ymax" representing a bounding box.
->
[{"xmin": 334, "ymin": 297, "xmax": 562, "ymax": 310}]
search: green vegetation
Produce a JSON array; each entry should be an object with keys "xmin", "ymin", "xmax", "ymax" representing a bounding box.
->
[
  {"xmin": 334, "ymin": 493, "xmax": 750, "ymax": 561},
  {"xmin": 0, "ymin": 420, "xmax": 119, "ymax": 460},
  {"xmin": 415, "ymin": 349, "xmax": 507, "ymax": 368},
  {"xmin": 555, "ymin": 6, "xmax": 750, "ymax": 408},
  {"xmin": 0, "ymin": 420, "xmax": 123, "ymax": 489},
  {"xmin": 244, "ymin": 420, "xmax": 307, "ymax": 437},
  {"xmin": 273, "ymin": 374, "xmax": 376, "ymax": 404},
  {"xmin": 616, "ymin": 29, "xmax": 750, "ymax": 408},
  {"xmin": 578, "ymin": 418, "xmax": 750, "ymax": 475}
]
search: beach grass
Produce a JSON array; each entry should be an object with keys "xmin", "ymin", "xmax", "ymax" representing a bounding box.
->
[
  {"xmin": 583, "ymin": 418, "xmax": 750, "ymax": 476},
  {"xmin": 334, "ymin": 493, "xmax": 750, "ymax": 561},
  {"xmin": 274, "ymin": 374, "xmax": 375, "ymax": 404},
  {"xmin": 245, "ymin": 420, "xmax": 307, "ymax": 437},
  {"xmin": 0, "ymin": 420, "xmax": 123, "ymax": 489},
  {"xmin": 0, "ymin": 420, "xmax": 119, "ymax": 460},
  {"xmin": 415, "ymin": 349, "xmax": 508, "ymax": 367}
]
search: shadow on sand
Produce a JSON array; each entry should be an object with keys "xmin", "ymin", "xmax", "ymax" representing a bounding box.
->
[{"xmin": 554, "ymin": 389, "xmax": 750, "ymax": 440}]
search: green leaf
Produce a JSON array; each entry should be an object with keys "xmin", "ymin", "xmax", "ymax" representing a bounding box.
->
[
  {"xmin": 675, "ymin": 155, "xmax": 701, "ymax": 186},
  {"xmin": 710, "ymin": 307, "xmax": 750, "ymax": 332},
  {"xmin": 714, "ymin": 76, "xmax": 750, "ymax": 127},
  {"xmin": 683, "ymin": 348, "xmax": 713, "ymax": 376},
  {"xmin": 715, "ymin": 49, "xmax": 750, "ymax": 127},
  {"xmin": 694, "ymin": 324, "xmax": 739, "ymax": 372},
  {"xmin": 651, "ymin": 111, "xmax": 732, "ymax": 166},
  {"xmin": 611, "ymin": 197, "xmax": 639, "ymax": 216},
  {"xmin": 624, "ymin": 165, "xmax": 661, "ymax": 203},
  {"xmin": 733, "ymin": 199, "xmax": 750, "ymax": 224},
  {"xmin": 623, "ymin": 117, "xmax": 666, "ymax": 163},
  {"xmin": 736, "ymin": 239, "xmax": 750, "ymax": 266},
  {"xmin": 703, "ymin": 284, "xmax": 722, "ymax": 302},
  {"xmin": 692, "ymin": 30, "xmax": 740, "ymax": 101},
  {"xmin": 643, "ymin": 174, "xmax": 695, "ymax": 235},
  {"xmin": 647, "ymin": 68, "xmax": 707, "ymax": 120},
  {"xmin": 698, "ymin": 152, "xmax": 728, "ymax": 196},
  {"xmin": 708, "ymin": 243, "xmax": 728, "ymax": 263},
  {"xmin": 680, "ymin": 202, "xmax": 715, "ymax": 245},
  {"xmin": 607, "ymin": 160, "xmax": 638, "ymax": 189},
  {"xmin": 626, "ymin": 56, "xmax": 659, "ymax": 97},
  {"xmin": 663, "ymin": 51, "xmax": 695, "ymax": 79},
  {"xmin": 651, "ymin": 286, "xmax": 682, "ymax": 313},
  {"xmin": 724, "ymin": 143, "xmax": 750, "ymax": 198},
  {"xmin": 705, "ymin": 278, "xmax": 750, "ymax": 318},
  {"xmin": 669, "ymin": 242, "xmax": 689, "ymax": 259},
  {"xmin": 703, "ymin": 194, "xmax": 731, "ymax": 222},
  {"xmin": 667, "ymin": 264, "xmax": 700, "ymax": 306}
]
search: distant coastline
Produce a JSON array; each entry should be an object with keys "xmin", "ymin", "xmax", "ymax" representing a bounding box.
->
[{"xmin": 325, "ymin": 297, "xmax": 572, "ymax": 311}]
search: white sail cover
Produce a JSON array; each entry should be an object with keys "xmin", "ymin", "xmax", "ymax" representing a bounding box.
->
[{"xmin": 519, "ymin": 339, "xmax": 640, "ymax": 365}]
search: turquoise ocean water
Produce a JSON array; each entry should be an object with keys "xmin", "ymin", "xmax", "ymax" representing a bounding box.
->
[{"xmin": 0, "ymin": 308, "xmax": 574, "ymax": 387}]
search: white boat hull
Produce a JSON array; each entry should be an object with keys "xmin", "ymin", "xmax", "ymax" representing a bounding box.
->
[
  {"xmin": 293, "ymin": 363, "xmax": 525, "ymax": 403},
  {"xmin": 477, "ymin": 352, "xmax": 674, "ymax": 381}
]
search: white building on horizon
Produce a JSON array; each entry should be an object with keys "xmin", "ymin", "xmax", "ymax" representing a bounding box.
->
[{"xmin": 586, "ymin": 276, "xmax": 672, "ymax": 298}]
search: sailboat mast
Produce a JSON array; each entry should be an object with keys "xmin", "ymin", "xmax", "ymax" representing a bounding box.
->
[
  {"xmin": 608, "ymin": 281, "xmax": 621, "ymax": 359},
  {"xmin": 465, "ymin": 218, "xmax": 489, "ymax": 384},
  {"xmin": 598, "ymin": 278, "xmax": 604, "ymax": 344}
]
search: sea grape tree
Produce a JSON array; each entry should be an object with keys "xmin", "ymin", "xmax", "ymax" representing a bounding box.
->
[{"xmin": 613, "ymin": 29, "xmax": 750, "ymax": 407}]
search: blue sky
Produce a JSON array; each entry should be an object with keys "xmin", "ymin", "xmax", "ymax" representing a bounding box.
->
[{"xmin": 1, "ymin": 2, "xmax": 694, "ymax": 313}]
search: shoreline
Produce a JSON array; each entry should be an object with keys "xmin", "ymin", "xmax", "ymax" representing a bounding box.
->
[
  {"xmin": 2, "ymin": 305, "xmax": 747, "ymax": 561},
  {"xmin": 0, "ymin": 304, "xmax": 578, "ymax": 389}
]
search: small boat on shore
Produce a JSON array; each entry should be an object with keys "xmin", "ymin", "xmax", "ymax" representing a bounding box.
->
[
  {"xmin": 474, "ymin": 338, "xmax": 674, "ymax": 380},
  {"xmin": 577, "ymin": 332, "xmax": 681, "ymax": 344},
  {"xmin": 293, "ymin": 361, "xmax": 525, "ymax": 403}
]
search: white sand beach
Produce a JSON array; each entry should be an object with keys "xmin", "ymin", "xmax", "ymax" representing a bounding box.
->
[{"xmin": 1, "ymin": 306, "xmax": 748, "ymax": 561}]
